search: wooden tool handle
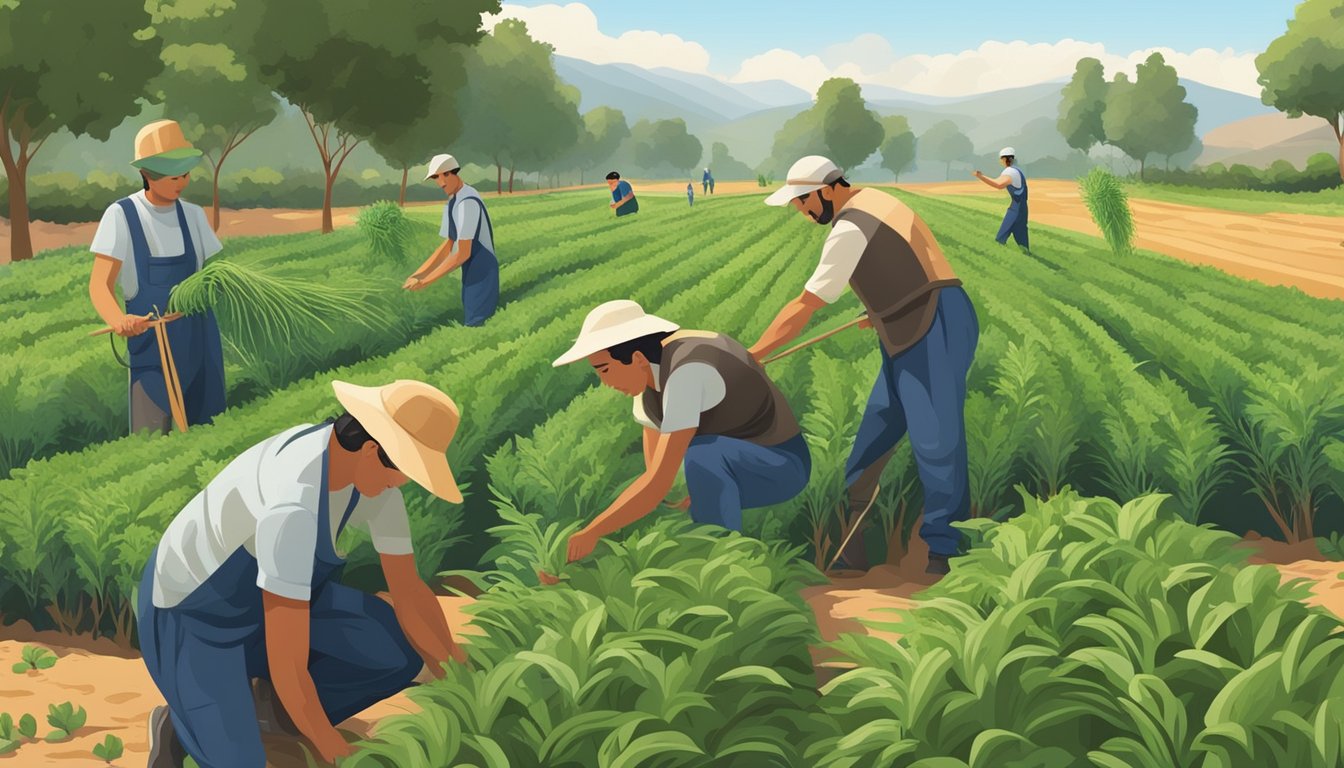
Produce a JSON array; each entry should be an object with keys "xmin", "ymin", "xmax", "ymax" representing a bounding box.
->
[{"xmin": 88, "ymin": 312, "xmax": 184, "ymax": 337}]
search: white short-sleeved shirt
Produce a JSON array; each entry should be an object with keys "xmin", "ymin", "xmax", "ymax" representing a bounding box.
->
[
  {"xmin": 439, "ymin": 185, "xmax": 494, "ymax": 254},
  {"xmin": 804, "ymin": 219, "xmax": 869, "ymax": 305},
  {"xmin": 90, "ymin": 191, "xmax": 223, "ymax": 300},
  {"xmin": 999, "ymin": 167, "xmax": 1024, "ymax": 189},
  {"xmin": 151, "ymin": 423, "xmax": 414, "ymax": 609},
  {"xmin": 632, "ymin": 362, "xmax": 727, "ymax": 433}
]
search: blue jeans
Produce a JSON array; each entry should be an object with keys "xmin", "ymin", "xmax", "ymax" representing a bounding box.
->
[
  {"xmin": 844, "ymin": 287, "xmax": 979, "ymax": 556},
  {"xmin": 685, "ymin": 433, "xmax": 811, "ymax": 531}
]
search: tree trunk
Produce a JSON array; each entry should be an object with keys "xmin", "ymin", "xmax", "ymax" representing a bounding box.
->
[
  {"xmin": 211, "ymin": 168, "xmax": 222, "ymax": 231},
  {"xmin": 1139, "ymin": 157, "xmax": 1145, "ymax": 182},
  {"xmin": 1337, "ymin": 133, "xmax": 1343, "ymax": 183},
  {"xmin": 496, "ymin": 157, "xmax": 503, "ymax": 196},
  {"xmin": 580, "ymin": 169, "xmax": 584, "ymax": 185},
  {"xmin": 5, "ymin": 171, "xmax": 32, "ymax": 262},
  {"xmin": 508, "ymin": 166, "xmax": 515, "ymax": 194},
  {"xmin": 399, "ymin": 167, "xmax": 408, "ymax": 207},
  {"xmin": 321, "ymin": 171, "xmax": 335, "ymax": 234}
]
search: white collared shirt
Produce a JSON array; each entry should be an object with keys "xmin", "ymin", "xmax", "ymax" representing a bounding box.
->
[{"xmin": 89, "ymin": 191, "xmax": 222, "ymax": 300}]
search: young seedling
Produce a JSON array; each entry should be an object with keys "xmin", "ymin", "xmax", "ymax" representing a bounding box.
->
[
  {"xmin": 92, "ymin": 734, "xmax": 124, "ymax": 762},
  {"xmin": 11, "ymin": 645, "xmax": 56, "ymax": 674},
  {"xmin": 44, "ymin": 701, "xmax": 87, "ymax": 742},
  {"xmin": 0, "ymin": 713, "xmax": 19, "ymax": 755}
]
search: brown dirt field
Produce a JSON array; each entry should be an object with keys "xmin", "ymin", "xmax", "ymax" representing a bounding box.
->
[
  {"xmin": 3, "ymin": 536, "xmax": 1342, "ymax": 767},
  {"xmin": 904, "ymin": 179, "xmax": 1344, "ymax": 300}
]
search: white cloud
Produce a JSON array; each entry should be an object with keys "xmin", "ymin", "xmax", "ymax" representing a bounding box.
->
[
  {"xmin": 483, "ymin": 4, "xmax": 1262, "ymax": 99},
  {"xmin": 731, "ymin": 37, "xmax": 1262, "ymax": 98},
  {"xmin": 485, "ymin": 3, "xmax": 713, "ymax": 74}
]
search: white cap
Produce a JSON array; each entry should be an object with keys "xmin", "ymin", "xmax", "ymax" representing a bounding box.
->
[
  {"xmin": 999, "ymin": 147, "xmax": 1016, "ymax": 158},
  {"xmin": 553, "ymin": 300, "xmax": 680, "ymax": 367},
  {"xmin": 424, "ymin": 153, "xmax": 460, "ymax": 180},
  {"xmin": 764, "ymin": 155, "xmax": 844, "ymax": 206}
]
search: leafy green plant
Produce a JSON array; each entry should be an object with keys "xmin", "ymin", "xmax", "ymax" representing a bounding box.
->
[
  {"xmin": 478, "ymin": 503, "xmax": 581, "ymax": 586},
  {"xmin": 0, "ymin": 712, "xmax": 37, "ymax": 755},
  {"xmin": 356, "ymin": 200, "xmax": 415, "ymax": 262},
  {"xmin": 92, "ymin": 733, "xmax": 123, "ymax": 762},
  {"xmin": 1080, "ymin": 166, "xmax": 1136, "ymax": 256},
  {"xmin": 11, "ymin": 645, "xmax": 56, "ymax": 674},
  {"xmin": 44, "ymin": 701, "xmax": 86, "ymax": 742}
]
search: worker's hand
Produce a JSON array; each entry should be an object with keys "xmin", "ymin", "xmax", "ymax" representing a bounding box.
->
[
  {"xmin": 747, "ymin": 346, "xmax": 766, "ymax": 364},
  {"xmin": 972, "ymin": 170, "xmax": 983, "ymax": 179},
  {"xmin": 666, "ymin": 496, "xmax": 691, "ymax": 512},
  {"xmin": 448, "ymin": 640, "xmax": 468, "ymax": 665},
  {"xmin": 566, "ymin": 529, "xmax": 599, "ymax": 563},
  {"xmin": 314, "ymin": 729, "xmax": 355, "ymax": 763},
  {"xmin": 403, "ymin": 276, "xmax": 427, "ymax": 291},
  {"xmin": 858, "ymin": 317, "xmax": 873, "ymax": 330},
  {"xmin": 115, "ymin": 313, "xmax": 150, "ymax": 337}
]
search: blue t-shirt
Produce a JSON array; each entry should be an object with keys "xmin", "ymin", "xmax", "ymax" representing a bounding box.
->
[{"xmin": 611, "ymin": 180, "xmax": 632, "ymax": 203}]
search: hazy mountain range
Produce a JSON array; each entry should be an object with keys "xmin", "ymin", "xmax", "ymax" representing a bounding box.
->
[{"xmin": 29, "ymin": 54, "xmax": 1285, "ymax": 183}]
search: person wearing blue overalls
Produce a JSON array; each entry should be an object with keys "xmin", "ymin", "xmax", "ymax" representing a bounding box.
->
[
  {"xmin": 687, "ymin": 182, "xmax": 695, "ymax": 207},
  {"xmin": 89, "ymin": 120, "xmax": 226, "ymax": 435},
  {"xmin": 975, "ymin": 147, "xmax": 1030, "ymax": 253},
  {"xmin": 607, "ymin": 171, "xmax": 639, "ymax": 217},
  {"xmin": 139, "ymin": 379, "xmax": 469, "ymax": 768},
  {"xmin": 702, "ymin": 168, "xmax": 711, "ymax": 195},
  {"xmin": 404, "ymin": 153, "xmax": 499, "ymax": 326},
  {"xmin": 753, "ymin": 156, "xmax": 979, "ymax": 578},
  {"xmin": 554, "ymin": 300, "xmax": 810, "ymax": 564}
]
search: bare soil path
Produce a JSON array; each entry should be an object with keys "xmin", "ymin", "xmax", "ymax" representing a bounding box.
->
[{"xmin": 905, "ymin": 179, "xmax": 1344, "ymax": 299}]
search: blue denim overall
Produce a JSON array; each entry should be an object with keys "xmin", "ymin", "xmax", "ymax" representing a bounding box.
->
[
  {"xmin": 445, "ymin": 196, "xmax": 499, "ymax": 327},
  {"xmin": 136, "ymin": 424, "xmax": 422, "ymax": 768},
  {"xmin": 994, "ymin": 168, "xmax": 1030, "ymax": 249},
  {"xmin": 118, "ymin": 197, "xmax": 226, "ymax": 431}
]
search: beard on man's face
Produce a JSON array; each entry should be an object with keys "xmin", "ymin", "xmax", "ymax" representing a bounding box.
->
[{"xmin": 807, "ymin": 194, "xmax": 835, "ymax": 225}]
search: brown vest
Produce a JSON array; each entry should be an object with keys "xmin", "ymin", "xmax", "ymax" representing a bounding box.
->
[
  {"xmin": 833, "ymin": 189, "xmax": 962, "ymax": 356},
  {"xmin": 641, "ymin": 331, "xmax": 801, "ymax": 446}
]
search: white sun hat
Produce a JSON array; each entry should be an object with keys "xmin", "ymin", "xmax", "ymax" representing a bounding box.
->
[
  {"xmin": 764, "ymin": 155, "xmax": 845, "ymax": 206},
  {"xmin": 424, "ymin": 153, "xmax": 460, "ymax": 180},
  {"xmin": 553, "ymin": 300, "xmax": 680, "ymax": 367},
  {"xmin": 999, "ymin": 147, "xmax": 1017, "ymax": 157}
]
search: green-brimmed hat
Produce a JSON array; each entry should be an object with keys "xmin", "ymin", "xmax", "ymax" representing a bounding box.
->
[{"xmin": 131, "ymin": 120, "xmax": 203, "ymax": 176}]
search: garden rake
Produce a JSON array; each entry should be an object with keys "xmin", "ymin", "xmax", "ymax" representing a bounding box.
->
[{"xmin": 90, "ymin": 310, "xmax": 189, "ymax": 433}]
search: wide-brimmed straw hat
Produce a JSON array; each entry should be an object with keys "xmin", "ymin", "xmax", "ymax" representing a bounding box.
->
[
  {"xmin": 131, "ymin": 120, "xmax": 203, "ymax": 177},
  {"xmin": 331, "ymin": 379, "xmax": 463, "ymax": 503},
  {"xmin": 553, "ymin": 300, "xmax": 680, "ymax": 367}
]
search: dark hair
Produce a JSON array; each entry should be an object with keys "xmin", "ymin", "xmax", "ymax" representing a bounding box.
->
[
  {"xmin": 140, "ymin": 169, "xmax": 169, "ymax": 192},
  {"xmin": 607, "ymin": 331, "xmax": 674, "ymax": 365},
  {"xmin": 329, "ymin": 412, "xmax": 397, "ymax": 469},
  {"xmin": 797, "ymin": 177, "xmax": 851, "ymax": 202},
  {"xmin": 605, "ymin": 171, "xmax": 620, "ymax": 180},
  {"xmin": 1003, "ymin": 156, "xmax": 1015, "ymax": 165}
]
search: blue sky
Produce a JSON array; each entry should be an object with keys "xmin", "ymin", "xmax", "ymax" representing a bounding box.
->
[
  {"xmin": 505, "ymin": 0, "xmax": 1297, "ymax": 63},
  {"xmin": 491, "ymin": 2, "xmax": 1295, "ymax": 96}
]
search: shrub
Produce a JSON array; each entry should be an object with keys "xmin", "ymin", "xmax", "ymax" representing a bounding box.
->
[{"xmin": 1080, "ymin": 167, "xmax": 1136, "ymax": 256}]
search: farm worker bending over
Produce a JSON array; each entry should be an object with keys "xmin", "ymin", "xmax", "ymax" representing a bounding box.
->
[
  {"xmin": 404, "ymin": 153, "xmax": 499, "ymax": 327},
  {"xmin": 89, "ymin": 119, "xmax": 226, "ymax": 436},
  {"xmin": 752, "ymin": 156, "xmax": 980, "ymax": 577},
  {"xmin": 554, "ymin": 300, "xmax": 811, "ymax": 563},
  {"xmin": 138, "ymin": 379, "xmax": 469, "ymax": 768},
  {"xmin": 607, "ymin": 171, "xmax": 639, "ymax": 216},
  {"xmin": 974, "ymin": 147, "xmax": 1030, "ymax": 253}
]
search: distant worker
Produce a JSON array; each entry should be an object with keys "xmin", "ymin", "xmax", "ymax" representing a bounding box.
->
[
  {"xmin": 687, "ymin": 182, "xmax": 695, "ymax": 207},
  {"xmin": 974, "ymin": 147, "xmax": 1030, "ymax": 254},
  {"xmin": 708, "ymin": 171, "xmax": 715, "ymax": 195},
  {"xmin": 607, "ymin": 171, "xmax": 639, "ymax": 217},
  {"xmin": 404, "ymin": 154, "xmax": 499, "ymax": 327},
  {"xmin": 89, "ymin": 119, "xmax": 226, "ymax": 436},
  {"xmin": 702, "ymin": 167, "xmax": 711, "ymax": 195}
]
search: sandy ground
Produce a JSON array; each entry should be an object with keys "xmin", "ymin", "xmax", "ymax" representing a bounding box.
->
[
  {"xmin": 905, "ymin": 179, "xmax": 1344, "ymax": 300},
  {"xmin": 3, "ymin": 534, "xmax": 1342, "ymax": 767}
]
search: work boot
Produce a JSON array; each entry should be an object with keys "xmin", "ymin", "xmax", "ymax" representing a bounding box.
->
[
  {"xmin": 253, "ymin": 677, "xmax": 301, "ymax": 737},
  {"xmin": 147, "ymin": 705, "xmax": 187, "ymax": 768},
  {"xmin": 925, "ymin": 553, "xmax": 951, "ymax": 577}
]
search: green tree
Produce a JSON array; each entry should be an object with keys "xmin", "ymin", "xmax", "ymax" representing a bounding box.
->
[
  {"xmin": 1103, "ymin": 53, "xmax": 1197, "ymax": 180},
  {"xmin": 240, "ymin": 0, "xmax": 497, "ymax": 231},
  {"xmin": 577, "ymin": 107, "xmax": 630, "ymax": 185},
  {"xmin": 1256, "ymin": 0, "xmax": 1344, "ymax": 182},
  {"xmin": 459, "ymin": 19, "xmax": 582, "ymax": 194},
  {"xmin": 0, "ymin": 0, "xmax": 164, "ymax": 262},
  {"xmin": 367, "ymin": 45, "xmax": 474, "ymax": 206},
  {"xmin": 630, "ymin": 118, "xmax": 703, "ymax": 175},
  {"xmin": 878, "ymin": 115, "xmax": 916, "ymax": 182},
  {"xmin": 1058, "ymin": 58, "xmax": 1109, "ymax": 153},
  {"xmin": 921, "ymin": 120, "xmax": 974, "ymax": 180},
  {"xmin": 151, "ymin": 3, "xmax": 280, "ymax": 229},
  {"xmin": 706, "ymin": 142, "xmax": 755, "ymax": 180},
  {"xmin": 818, "ymin": 78, "xmax": 884, "ymax": 172}
]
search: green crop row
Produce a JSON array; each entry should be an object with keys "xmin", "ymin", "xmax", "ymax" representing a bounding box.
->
[{"xmin": 0, "ymin": 196, "xmax": 805, "ymax": 637}]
